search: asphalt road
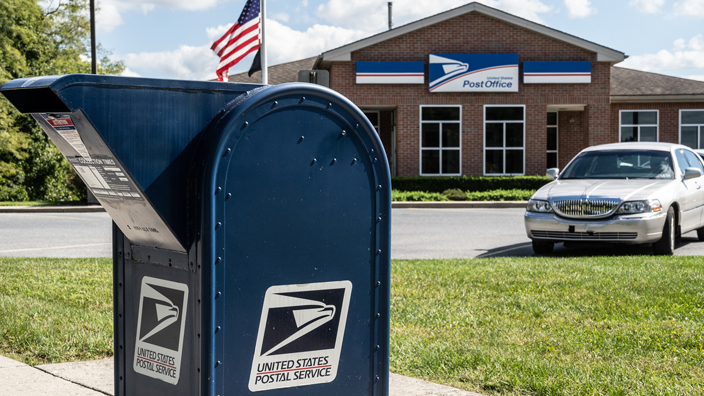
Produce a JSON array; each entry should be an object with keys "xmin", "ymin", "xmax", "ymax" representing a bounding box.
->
[
  {"xmin": 0, "ymin": 209, "xmax": 703, "ymax": 258},
  {"xmin": 391, "ymin": 208, "xmax": 704, "ymax": 258},
  {"xmin": 0, "ymin": 212, "xmax": 113, "ymax": 258}
]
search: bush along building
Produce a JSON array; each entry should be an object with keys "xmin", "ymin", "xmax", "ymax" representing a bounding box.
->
[{"xmin": 229, "ymin": 2, "xmax": 704, "ymax": 177}]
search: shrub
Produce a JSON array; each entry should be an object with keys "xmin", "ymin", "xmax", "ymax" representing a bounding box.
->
[
  {"xmin": 391, "ymin": 190, "xmax": 449, "ymax": 201},
  {"xmin": 392, "ymin": 176, "xmax": 549, "ymax": 193},
  {"xmin": 391, "ymin": 189, "xmax": 534, "ymax": 202},
  {"xmin": 465, "ymin": 189, "xmax": 534, "ymax": 201},
  {"xmin": 0, "ymin": 161, "xmax": 29, "ymax": 201},
  {"xmin": 442, "ymin": 188, "xmax": 466, "ymax": 201}
]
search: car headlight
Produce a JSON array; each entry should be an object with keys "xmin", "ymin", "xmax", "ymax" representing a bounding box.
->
[
  {"xmin": 616, "ymin": 199, "xmax": 662, "ymax": 214},
  {"xmin": 527, "ymin": 199, "xmax": 553, "ymax": 213}
]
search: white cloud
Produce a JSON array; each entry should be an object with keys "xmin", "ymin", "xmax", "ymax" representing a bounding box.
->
[
  {"xmin": 316, "ymin": 0, "xmax": 553, "ymax": 32},
  {"xmin": 674, "ymin": 34, "xmax": 704, "ymax": 50},
  {"xmin": 96, "ymin": 1, "xmax": 125, "ymax": 32},
  {"xmin": 564, "ymin": 0, "xmax": 595, "ymax": 18},
  {"xmin": 686, "ymin": 74, "xmax": 704, "ymax": 81},
  {"xmin": 619, "ymin": 35, "xmax": 704, "ymax": 74},
  {"xmin": 628, "ymin": 0, "xmax": 665, "ymax": 13},
  {"xmin": 674, "ymin": 0, "xmax": 704, "ymax": 17},
  {"xmin": 206, "ymin": 23, "xmax": 233, "ymax": 42},
  {"xmin": 122, "ymin": 45, "xmax": 220, "ymax": 80},
  {"xmin": 271, "ymin": 12, "xmax": 290, "ymax": 23},
  {"xmin": 265, "ymin": 19, "xmax": 364, "ymax": 65},
  {"xmin": 620, "ymin": 49, "xmax": 704, "ymax": 71},
  {"xmin": 122, "ymin": 18, "xmax": 364, "ymax": 80},
  {"xmin": 120, "ymin": 67, "xmax": 141, "ymax": 77},
  {"xmin": 96, "ymin": 0, "xmax": 226, "ymax": 32}
]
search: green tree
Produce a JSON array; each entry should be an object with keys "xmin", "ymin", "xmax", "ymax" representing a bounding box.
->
[{"xmin": 0, "ymin": 0, "xmax": 124, "ymax": 201}]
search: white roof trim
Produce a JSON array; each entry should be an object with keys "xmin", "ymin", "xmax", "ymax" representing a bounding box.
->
[{"xmin": 319, "ymin": 2, "xmax": 625, "ymax": 67}]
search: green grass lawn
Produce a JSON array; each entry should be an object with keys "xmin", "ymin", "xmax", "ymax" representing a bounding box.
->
[
  {"xmin": 0, "ymin": 201, "xmax": 62, "ymax": 207},
  {"xmin": 1, "ymin": 256, "xmax": 704, "ymax": 395},
  {"xmin": 0, "ymin": 258, "xmax": 112, "ymax": 365},
  {"xmin": 392, "ymin": 257, "xmax": 704, "ymax": 395}
]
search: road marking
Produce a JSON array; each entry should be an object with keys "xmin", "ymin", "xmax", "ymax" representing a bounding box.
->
[{"xmin": 0, "ymin": 243, "xmax": 110, "ymax": 253}]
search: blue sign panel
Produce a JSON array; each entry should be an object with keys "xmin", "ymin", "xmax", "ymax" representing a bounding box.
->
[
  {"xmin": 523, "ymin": 61, "xmax": 591, "ymax": 84},
  {"xmin": 428, "ymin": 54, "xmax": 518, "ymax": 92},
  {"xmin": 356, "ymin": 62, "xmax": 425, "ymax": 84}
]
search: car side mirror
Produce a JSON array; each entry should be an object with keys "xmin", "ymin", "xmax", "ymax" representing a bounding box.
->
[
  {"xmin": 546, "ymin": 168, "xmax": 559, "ymax": 181},
  {"xmin": 684, "ymin": 167, "xmax": 702, "ymax": 180}
]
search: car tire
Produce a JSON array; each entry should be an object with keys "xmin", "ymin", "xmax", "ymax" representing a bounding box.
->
[
  {"xmin": 532, "ymin": 240, "xmax": 554, "ymax": 255},
  {"xmin": 697, "ymin": 227, "xmax": 704, "ymax": 242},
  {"xmin": 653, "ymin": 207, "xmax": 676, "ymax": 256}
]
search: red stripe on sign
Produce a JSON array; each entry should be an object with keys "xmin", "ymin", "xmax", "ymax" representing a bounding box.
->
[
  {"xmin": 524, "ymin": 73, "xmax": 590, "ymax": 76},
  {"xmin": 136, "ymin": 356, "xmax": 177, "ymax": 370},
  {"xmin": 47, "ymin": 118, "xmax": 74, "ymax": 127},
  {"xmin": 257, "ymin": 364, "xmax": 332, "ymax": 375}
]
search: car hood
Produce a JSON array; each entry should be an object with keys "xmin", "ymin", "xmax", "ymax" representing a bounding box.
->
[{"xmin": 533, "ymin": 179, "xmax": 674, "ymax": 202}]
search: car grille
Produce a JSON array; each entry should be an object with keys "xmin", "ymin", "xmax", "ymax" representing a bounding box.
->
[
  {"xmin": 552, "ymin": 198, "xmax": 620, "ymax": 218},
  {"xmin": 531, "ymin": 230, "xmax": 638, "ymax": 240}
]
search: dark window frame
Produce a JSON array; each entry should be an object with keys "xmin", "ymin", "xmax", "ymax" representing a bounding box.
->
[{"xmin": 620, "ymin": 110, "xmax": 659, "ymax": 142}]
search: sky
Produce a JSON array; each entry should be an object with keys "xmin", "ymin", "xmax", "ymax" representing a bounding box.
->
[{"xmin": 84, "ymin": 0, "xmax": 704, "ymax": 82}]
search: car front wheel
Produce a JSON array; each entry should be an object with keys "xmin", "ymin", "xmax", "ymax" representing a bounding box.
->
[
  {"xmin": 532, "ymin": 240, "xmax": 554, "ymax": 255},
  {"xmin": 697, "ymin": 226, "xmax": 704, "ymax": 242},
  {"xmin": 653, "ymin": 207, "xmax": 676, "ymax": 255}
]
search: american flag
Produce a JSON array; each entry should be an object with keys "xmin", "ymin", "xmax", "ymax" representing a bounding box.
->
[{"xmin": 211, "ymin": 0, "xmax": 261, "ymax": 81}]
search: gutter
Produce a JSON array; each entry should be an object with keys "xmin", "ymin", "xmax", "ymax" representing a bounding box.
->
[{"xmin": 611, "ymin": 95, "xmax": 704, "ymax": 103}]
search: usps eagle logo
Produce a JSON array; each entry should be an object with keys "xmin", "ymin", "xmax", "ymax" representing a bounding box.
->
[
  {"xmin": 133, "ymin": 277, "xmax": 189, "ymax": 385},
  {"xmin": 428, "ymin": 53, "xmax": 519, "ymax": 93},
  {"xmin": 249, "ymin": 281, "xmax": 352, "ymax": 392}
]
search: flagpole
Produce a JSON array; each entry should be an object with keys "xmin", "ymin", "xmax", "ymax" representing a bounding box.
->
[{"xmin": 261, "ymin": 0, "xmax": 268, "ymax": 84}]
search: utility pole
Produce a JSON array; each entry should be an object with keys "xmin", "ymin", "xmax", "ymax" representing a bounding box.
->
[{"xmin": 90, "ymin": 0, "xmax": 97, "ymax": 74}]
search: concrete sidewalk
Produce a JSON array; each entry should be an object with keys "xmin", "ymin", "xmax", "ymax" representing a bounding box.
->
[
  {"xmin": 0, "ymin": 201, "xmax": 527, "ymax": 213},
  {"xmin": 1, "ymin": 355, "xmax": 485, "ymax": 396}
]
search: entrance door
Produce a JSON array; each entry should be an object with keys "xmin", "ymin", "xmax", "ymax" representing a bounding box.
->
[
  {"xmin": 363, "ymin": 110, "xmax": 396, "ymax": 175},
  {"xmin": 391, "ymin": 110, "xmax": 397, "ymax": 176}
]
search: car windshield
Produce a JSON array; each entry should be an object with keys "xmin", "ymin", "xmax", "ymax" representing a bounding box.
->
[{"xmin": 561, "ymin": 150, "xmax": 675, "ymax": 180}]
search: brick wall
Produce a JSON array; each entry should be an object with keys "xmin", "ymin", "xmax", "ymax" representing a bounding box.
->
[
  {"xmin": 611, "ymin": 102, "xmax": 704, "ymax": 144},
  {"xmin": 328, "ymin": 11, "xmax": 612, "ymax": 176},
  {"xmin": 558, "ymin": 111, "xmax": 587, "ymax": 169}
]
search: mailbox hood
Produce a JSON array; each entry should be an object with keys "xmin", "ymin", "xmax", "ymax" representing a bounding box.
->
[{"xmin": 1, "ymin": 74, "xmax": 265, "ymax": 252}]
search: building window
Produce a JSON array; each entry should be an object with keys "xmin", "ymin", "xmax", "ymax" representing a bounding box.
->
[
  {"xmin": 680, "ymin": 110, "xmax": 704, "ymax": 149},
  {"xmin": 364, "ymin": 111, "xmax": 380, "ymax": 134},
  {"xmin": 420, "ymin": 106, "xmax": 461, "ymax": 175},
  {"xmin": 547, "ymin": 112, "xmax": 558, "ymax": 169},
  {"xmin": 484, "ymin": 105, "xmax": 525, "ymax": 175},
  {"xmin": 620, "ymin": 110, "xmax": 658, "ymax": 142}
]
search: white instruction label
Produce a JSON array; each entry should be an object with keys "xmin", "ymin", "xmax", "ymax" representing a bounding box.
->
[{"xmin": 41, "ymin": 114, "xmax": 91, "ymax": 160}]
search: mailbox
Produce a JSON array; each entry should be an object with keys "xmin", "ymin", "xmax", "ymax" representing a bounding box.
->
[{"xmin": 0, "ymin": 74, "xmax": 391, "ymax": 396}]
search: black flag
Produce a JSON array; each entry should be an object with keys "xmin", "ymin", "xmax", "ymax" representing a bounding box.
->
[{"xmin": 248, "ymin": 49, "xmax": 262, "ymax": 78}]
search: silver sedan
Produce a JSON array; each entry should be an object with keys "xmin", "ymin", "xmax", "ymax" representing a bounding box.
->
[{"xmin": 525, "ymin": 142, "xmax": 704, "ymax": 255}]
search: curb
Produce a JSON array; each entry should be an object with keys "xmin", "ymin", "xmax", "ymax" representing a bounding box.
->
[
  {"xmin": 0, "ymin": 201, "xmax": 528, "ymax": 213},
  {"xmin": 392, "ymin": 201, "xmax": 527, "ymax": 209},
  {"xmin": 0, "ymin": 205, "xmax": 105, "ymax": 213}
]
